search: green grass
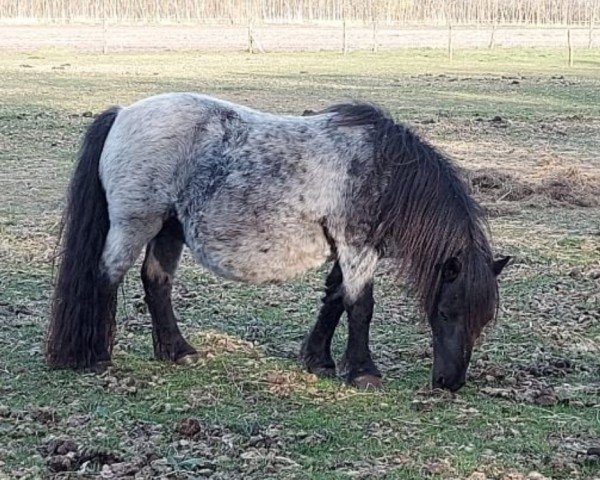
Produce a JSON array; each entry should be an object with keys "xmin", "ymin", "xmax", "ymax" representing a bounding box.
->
[{"xmin": 0, "ymin": 47, "xmax": 599, "ymax": 479}]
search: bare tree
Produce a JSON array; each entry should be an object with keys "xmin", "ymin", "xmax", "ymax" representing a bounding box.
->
[{"xmin": 1, "ymin": 0, "xmax": 598, "ymax": 27}]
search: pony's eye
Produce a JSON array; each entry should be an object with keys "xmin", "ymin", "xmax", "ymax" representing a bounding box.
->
[{"xmin": 440, "ymin": 311, "xmax": 449, "ymax": 322}]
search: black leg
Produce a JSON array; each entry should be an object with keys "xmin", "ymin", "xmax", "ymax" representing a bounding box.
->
[
  {"xmin": 341, "ymin": 282, "xmax": 381, "ymax": 389},
  {"xmin": 141, "ymin": 218, "xmax": 198, "ymax": 364},
  {"xmin": 301, "ymin": 262, "xmax": 345, "ymax": 377}
]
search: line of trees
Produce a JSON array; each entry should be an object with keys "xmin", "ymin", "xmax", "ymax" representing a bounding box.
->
[{"xmin": 0, "ymin": 0, "xmax": 596, "ymax": 26}]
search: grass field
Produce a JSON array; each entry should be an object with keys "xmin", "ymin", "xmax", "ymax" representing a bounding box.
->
[{"xmin": 0, "ymin": 47, "xmax": 599, "ymax": 479}]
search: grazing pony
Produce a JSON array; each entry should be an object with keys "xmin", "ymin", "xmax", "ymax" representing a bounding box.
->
[{"xmin": 46, "ymin": 93, "xmax": 509, "ymax": 391}]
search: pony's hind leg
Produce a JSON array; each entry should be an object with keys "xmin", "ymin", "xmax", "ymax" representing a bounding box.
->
[
  {"xmin": 301, "ymin": 262, "xmax": 344, "ymax": 377},
  {"xmin": 141, "ymin": 218, "xmax": 199, "ymax": 364},
  {"xmin": 100, "ymin": 220, "xmax": 163, "ymax": 358}
]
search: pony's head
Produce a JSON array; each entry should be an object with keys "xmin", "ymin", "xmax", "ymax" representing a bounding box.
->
[{"xmin": 430, "ymin": 254, "xmax": 510, "ymax": 391}]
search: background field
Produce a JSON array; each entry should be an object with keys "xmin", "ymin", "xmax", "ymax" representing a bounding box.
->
[
  {"xmin": 0, "ymin": 24, "xmax": 595, "ymax": 52},
  {"xmin": 0, "ymin": 46, "xmax": 599, "ymax": 479}
]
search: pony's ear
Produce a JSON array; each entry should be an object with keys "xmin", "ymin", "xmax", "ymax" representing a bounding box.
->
[
  {"xmin": 492, "ymin": 256, "xmax": 511, "ymax": 276},
  {"xmin": 441, "ymin": 257, "xmax": 462, "ymax": 283}
]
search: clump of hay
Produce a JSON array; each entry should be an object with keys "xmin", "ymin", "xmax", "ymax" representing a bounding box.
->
[
  {"xmin": 468, "ymin": 167, "xmax": 599, "ymax": 209},
  {"xmin": 469, "ymin": 169, "xmax": 534, "ymax": 202},
  {"xmin": 535, "ymin": 166, "xmax": 599, "ymax": 207}
]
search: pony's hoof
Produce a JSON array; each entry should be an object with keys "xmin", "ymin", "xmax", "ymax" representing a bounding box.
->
[
  {"xmin": 88, "ymin": 359, "xmax": 112, "ymax": 374},
  {"xmin": 351, "ymin": 374, "xmax": 383, "ymax": 390},
  {"xmin": 300, "ymin": 345, "xmax": 336, "ymax": 378},
  {"xmin": 175, "ymin": 352, "xmax": 202, "ymax": 365},
  {"xmin": 308, "ymin": 366, "xmax": 337, "ymax": 378}
]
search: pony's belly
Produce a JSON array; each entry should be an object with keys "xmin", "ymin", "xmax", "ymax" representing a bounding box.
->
[{"xmin": 190, "ymin": 223, "xmax": 331, "ymax": 284}]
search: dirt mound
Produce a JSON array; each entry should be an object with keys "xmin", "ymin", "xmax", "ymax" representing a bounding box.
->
[{"xmin": 469, "ymin": 167, "xmax": 600, "ymax": 208}]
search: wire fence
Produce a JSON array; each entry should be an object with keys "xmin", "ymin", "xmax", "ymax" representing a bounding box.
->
[{"xmin": 0, "ymin": 1, "xmax": 596, "ymax": 63}]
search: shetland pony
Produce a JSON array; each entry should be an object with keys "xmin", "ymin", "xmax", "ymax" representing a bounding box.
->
[{"xmin": 46, "ymin": 94, "xmax": 509, "ymax": 391}]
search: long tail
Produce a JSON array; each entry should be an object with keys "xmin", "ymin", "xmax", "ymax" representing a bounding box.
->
[{"xmin": 46, "ymin": 106, "xmax": 121, "ymax": 369}]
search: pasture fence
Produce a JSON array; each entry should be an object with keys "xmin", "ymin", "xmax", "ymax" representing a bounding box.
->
[{"xmin": 0, "ymin": 1, "xmax": 597, "ymax": 65}]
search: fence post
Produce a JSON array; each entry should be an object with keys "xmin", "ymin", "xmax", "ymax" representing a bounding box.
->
[
  {"xmin": 246, "ymin": 0, "xmax": 264, "ymax": 54},
  {"xmin": 247, "ymin": 21, "xmax": 254, "ymax": 53},
  {"xmin": 567, "ymin": 28, "xmax": 574, "ymax": 66},
  {"xmin": 589, "ymin": 14, "xmax": 595, "ymax": 49},
  {"xmin": 372, "ymin": 19, "xmax": 378, "ymax": 53},
  {"xmin": 372, "ymin": 0, "xmax": 379, "ymax": 53},
  {"xmin": 489, "ymin": 20, "xmax": 496, "ymax": 49},
  {"xmin": 102, "ymin": 0, "xmax": 108, "ymax": 54},
  {"xmin": 448, "ymin": 23, "xmax": 453, "ymax": 60},
  {"xmin": 342, "ymin": 1, "xmax": 348, "ymax": 55},
  {"xmin": 445, "ymin": 3, "xmax": 453, "ymax": 61},
  {"xmin": 247, "ymin": 0, "xmax": 255, "ymax": 53}
]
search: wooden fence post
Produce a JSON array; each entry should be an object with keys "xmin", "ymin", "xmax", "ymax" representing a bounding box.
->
[
  {"xmin": 448, "ymin": 23, "xmax": 453, "ymax": 60},
  {"xmin": 102, "ymin": 0, "xmax": 108, "ymax": 54},
  {"xmin": 247, "ymin": 0, "xmax": 256, "ymax": 53},
  {"xmin": 342, "ymin": 2, "xmax": 348, "ymax": 55},
  {"xmin": 567, "ymin": 28, "xmax": 574, "ymax": 66},
  {"xmin": 372, "ymin": 19, "xmax": 378, "ymax": 53},
  {"xmin": 489, "ymin": 20, "xmax": 496, "ymax": 49},
  {"xmin": 444, "ymin": 2, "xmax": 453, "ymax": 61},
  {"xmin": 247, "ymin": 20, "xmax": 254, "ymax": 53},
  {"xmin": 246, "ymin": 0, "xmax": 264, "ymax": 54},
  {"xmin": 372, "ymin": 0, "xmax": 379, "ymax": 53}
]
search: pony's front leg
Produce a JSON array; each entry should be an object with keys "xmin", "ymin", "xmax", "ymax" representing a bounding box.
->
[
  {"xmin": 338, "ymin": 249, "xmax": 382, "ymax": 389},
  {"xmin": 341, "ymin": 282, "xmax": 382, "ymax": 389}
]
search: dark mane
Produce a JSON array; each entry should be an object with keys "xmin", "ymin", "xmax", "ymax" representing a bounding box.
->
[{"xmin": 324, "ymin": 102, "xmax": 498, "ymax": 334}]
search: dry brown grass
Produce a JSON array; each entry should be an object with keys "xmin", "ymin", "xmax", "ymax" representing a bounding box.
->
[{"xmin": 469, "ymin": 166, "xmax": 600, "ymax": 208}]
